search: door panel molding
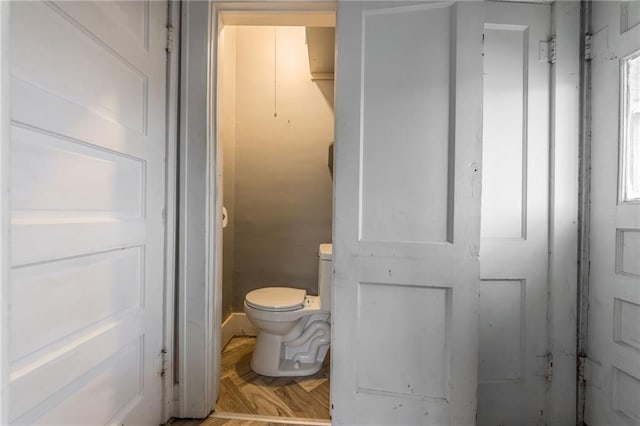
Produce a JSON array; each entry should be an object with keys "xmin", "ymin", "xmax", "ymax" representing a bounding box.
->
[
  {"xmin": 333, "ymin": 2, "xmax": 483, "ymax": 423},
  {"xmin": 6, "ymin": 1, "xmax": 168, "ymax": 423}
]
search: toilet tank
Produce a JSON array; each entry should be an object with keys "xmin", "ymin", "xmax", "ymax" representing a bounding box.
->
[{"xmin": 318, "ymin": 243, "xmax": 333, "ymax": 310}]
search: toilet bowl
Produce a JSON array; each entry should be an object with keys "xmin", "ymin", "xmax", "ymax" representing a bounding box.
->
[{"xmin": 244, "ymin": 244, "xmax": 332, "ymax": 377}]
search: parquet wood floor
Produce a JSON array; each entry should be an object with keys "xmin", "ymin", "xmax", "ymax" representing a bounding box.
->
[
  {"xmin": 170, "ymin": 417, "xmax": 324, "ymax": 426},
  {"xmin": 169, "ymin": 336, "xmax": 330, "ymax": 426},
  {"xmin": 214, "ymin": 337, "xmax": 330, "ymax": 420}
]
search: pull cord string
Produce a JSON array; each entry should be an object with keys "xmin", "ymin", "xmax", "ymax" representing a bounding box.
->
[{"xmin": 273, "ymin": 27, "xmax": 278, "ymax": 118}]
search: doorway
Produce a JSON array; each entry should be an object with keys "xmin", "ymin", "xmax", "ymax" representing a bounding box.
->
[{"xmin": 214, "ymin": 16, "xmax": 335, "ymax": 423}]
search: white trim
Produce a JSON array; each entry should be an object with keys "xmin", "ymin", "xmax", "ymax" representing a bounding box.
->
[
  {"xmin": 211, "ymin": 411, "xmax": 331, "ymax": 425},
  {"xmin": 163, "ymin": 0, "xmax": 181, "ymax": 421},
  {"xmin": 215, "ymin": 2, "xmax": 336, "ymax": 13},
  {"xmin": 176, "ymin": 0, "xmax": 218, "ymax": 418},
  {"xmin": 221, "ymin": 313, "xmax": 257, "ymax": 349},
  {"xmin": 0, "ymin": 2, "xmax": 10, "ymax": 424},
  {"xmin": 547, "ymin": 1, "xmax": 580, "ymax": 424},
  {"xmin": 206, "ymin": 0, "xmax": 222, "ymax": 418},
  {"xmin": 219, "ymin": 10, "xmax": 335, "ymax": 26}
]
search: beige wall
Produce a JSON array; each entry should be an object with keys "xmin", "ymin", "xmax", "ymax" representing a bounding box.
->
[
  {"xmin": 223, "ymin": 26, "xmax": 334, "ymax": 311},
  {"xmin": 219, "ymin": 26, "xmax": 236, "ymax": 320}
]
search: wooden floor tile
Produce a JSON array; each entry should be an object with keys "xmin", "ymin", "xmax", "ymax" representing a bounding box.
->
[
  {"xmin": 201, "ymin": 418, "xmax": 302, "ymax": 426},
  {"xmin": 310, "ymin": 381, "xmax": 330, "ymax": 408},
  {"xmin": 294, "ymin": 373, "xmax": 328, "ymax": 393},
  {"xmin": 273, "ymin": 383, "xmax": 329, "ymax": 419},
  {"xmin": 215, "ymin": 337, "xmax": 330, "ymax": 420},
  {"xmin": 169, "ymin": 337, "xmax": 330, "ymax": 425},
  {"xmin": 217, "ymin": 377, "xmax": 257, "ymax": 414}
]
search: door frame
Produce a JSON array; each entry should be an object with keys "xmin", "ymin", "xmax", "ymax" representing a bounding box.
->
[
  {"xmin": 175, "ymin": 0, "xmax": 582, "ymax": 422},
  {"xmin": 163, "ymin": 0, "xmax": 182, "ymax": 422},
  {"xmin": 576, "ymin": 0, "xmax": 591, "ymax": 422},
  {"xmin": 175, "ymin": 0, "xmax": 217, "ymax": 418},
  {"xmin": 0, "ymin": 2, "xmax": 10, "ymax": 424},
  {"xmin": 175, "ymin": 0, "xmax": 336, "ymax": 418},
  {"xmin": 547, "ymin": 1, "xmax": 581, "ymax": 423}
]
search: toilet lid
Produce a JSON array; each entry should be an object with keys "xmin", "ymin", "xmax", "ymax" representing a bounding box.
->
[{"xmin": 245, "ymin": 287, "xmax": 307, "ymax": 311}]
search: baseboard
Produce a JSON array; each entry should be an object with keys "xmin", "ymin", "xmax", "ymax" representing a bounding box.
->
[
  {"xmin": 211, "ymin": 411, "xmax": 331, "ymax": 425},
  {"xmin": 221, "ymin": 312, "xmax": 257, "ymax": 348}
]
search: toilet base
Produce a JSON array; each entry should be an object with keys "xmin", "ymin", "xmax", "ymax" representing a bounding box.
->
[
  {"xmin": 249, "ymin": 316, "xmax": 330, "ymax": 377},
  {"xmin": 250, "ymin": 358, "xmax": 324, "ymax": 377}
]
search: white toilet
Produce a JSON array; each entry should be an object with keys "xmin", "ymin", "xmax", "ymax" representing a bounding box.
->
[{"xmin": 244, "ymin": 243, "xmax": 332, "ymax": 377}]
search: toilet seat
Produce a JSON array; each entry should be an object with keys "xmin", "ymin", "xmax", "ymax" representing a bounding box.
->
[{"xmin": 245, "ymin": 287, "xmax": 307, "ymax": 312}]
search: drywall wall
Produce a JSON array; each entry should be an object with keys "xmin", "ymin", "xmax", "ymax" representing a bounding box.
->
[
  {"xmin": 231, "ymin": 26, "xmax": 334, "ymax": 310},
  {"xmin": 219, "ymin": 26, "xmax": 236, "ymax": 321}
]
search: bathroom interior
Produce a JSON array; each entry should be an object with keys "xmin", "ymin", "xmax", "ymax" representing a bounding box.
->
[{"xmin": 216, "ymin": 17, "xmax": 336, "ymax": 422}]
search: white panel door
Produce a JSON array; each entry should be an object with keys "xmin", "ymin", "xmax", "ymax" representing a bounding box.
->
[
  {"xmin": 586, "ymin": 2, "xmax": 640, "ymax": 424},
  {"xmin": 9, "ymin": 1, "xmax": 167, "ymax": 424},
  {"xmin": 479, "ymin": 3, "xmax": 551, "ymax": 424},
  {"xmin": 332, "ymin": 2, "xmax": 483, "ymax": 424}
]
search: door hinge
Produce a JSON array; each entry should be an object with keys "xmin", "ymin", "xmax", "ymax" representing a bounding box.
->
[
  {"xmin": 166, "ymin": 24, "xmax": 174, "ymax": 54},
  {"xmin": 584, "ymin": 33, "xmax": 592, "ymax": 61},
  {"xmin": 545, "ymin": 352, "xmax": 554, "ymax": 383},
  {"xmin": 160, "ymin": 348, "xmax": 168, "ymax": 377},
  {"xmin": 578, "ymin": 352, "xmax": 587, "ymax": 385},
  {"xmin": 548, "ymin": 37, "xmax": 557, "ymax": 64}
]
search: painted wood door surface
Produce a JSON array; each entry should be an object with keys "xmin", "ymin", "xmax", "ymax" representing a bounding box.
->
[
  {"xmin": 479, "ymin": 3, "xmax": 551, "ymax": 424},
  {"xmin": 9, "ymin": 1, "xmax": 167, "ymax": 424},
  {"xmin": 586, "ymin": 2, "xmax": 640, "ymax": 424},
  {"xmin": 332, "ymin": 2, "xmax": 483, "ymax": 424}
]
